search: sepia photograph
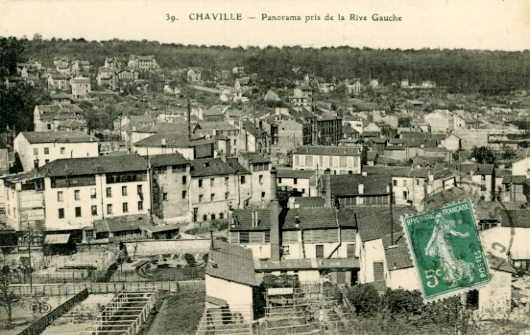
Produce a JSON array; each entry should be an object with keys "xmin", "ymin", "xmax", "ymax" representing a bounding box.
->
[{"xmin": 0, "ymin": 0, "xmax": 529, "ymax": 334}]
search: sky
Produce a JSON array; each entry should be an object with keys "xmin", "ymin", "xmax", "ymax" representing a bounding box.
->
[{"xmin": 0, "ymin": 0, "xmax": 529, "ymax": 51}]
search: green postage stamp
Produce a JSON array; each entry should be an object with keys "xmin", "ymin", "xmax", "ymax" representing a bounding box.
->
[{"xmin": 402, "ymin": 199, "xmax": 491, "ymax": 301}]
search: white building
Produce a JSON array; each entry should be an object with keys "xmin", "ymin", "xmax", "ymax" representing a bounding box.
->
[
  {"xmin": 293, "ymin": 146, "xmax": 362, "ymax": 175},
  {"xmin": 14, "ymin": 131, "xmax": 99, "ymax": 172},
  {"xmin": 276, "ymin": 168, "xmax": 317, "ymax": 197}
]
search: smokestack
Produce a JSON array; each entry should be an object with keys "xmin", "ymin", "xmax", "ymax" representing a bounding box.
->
[
  {"xmin": 324, "ymin": 169, "xmax": 332, "ymax": 208},
  {"xmin": 269, "ymin": 167, "xmax": 281, "ymax": 261},
  {"xmin": 187, "ymin": 99, "xmax": 192, "ymax": 142},
  {"xmin": 358, "ymin": 183, "xmax": 364, "ymax": 194}
]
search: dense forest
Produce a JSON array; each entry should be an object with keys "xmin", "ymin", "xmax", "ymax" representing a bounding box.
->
[{"xmin": 6, "ymin": 36, "xmax": 530, "ymax": 94}]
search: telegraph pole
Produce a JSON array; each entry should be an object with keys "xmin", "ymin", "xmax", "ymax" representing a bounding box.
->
[
  {"xmin": 27, "ymin": 221, "xmax": 33, "ymax": 295},
  {"xmin": 389, "ymin": 182, "xmax": 394, "ymax": 245}
]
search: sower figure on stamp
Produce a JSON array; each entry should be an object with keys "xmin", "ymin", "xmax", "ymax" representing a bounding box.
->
[{"xmin": 424, "ymin": 213, "xmax": 474, "ymax": 288}]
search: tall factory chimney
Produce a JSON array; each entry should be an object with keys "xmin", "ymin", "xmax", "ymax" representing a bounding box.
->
[
  {"xmin": 324, "ymin": 169, "xmax": 332, "ymax": 208},
  {"xmin": 269, "ymin": 167, "xmax": 281, "ymax": 262},
  {"xmin": 187, "ymin": 99, "xmax": 192, "ymax": 142}
]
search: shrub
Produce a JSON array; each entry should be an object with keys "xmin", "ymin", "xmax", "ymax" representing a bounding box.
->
[
  {"xmin": 382, "ymin": 289, "xmax": 424, "ymax": 317},
  {"xmin": 347, "ymin": 283, "xmax": 381, "ymax": 317},
  {"xmin": 184, "ymin": 253, "xmax": 196, "ymax": 268}
]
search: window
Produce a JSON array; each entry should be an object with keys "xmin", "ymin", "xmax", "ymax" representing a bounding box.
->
[
  {"xmin": 122, "ymin": 186, "xmax": 127, "ymax": 196},
  {"xmin": 301, "ymin": 188, "xmax": 305, "ymax": 194},
  {"xmin": 240, "ymin": 231, "xmax": 250, "ymax": 243},
  {"xmin": 137, "ymin": 185, "xmax": 142, "ymax": 194},
  {"xmin": 199, "ymin": 194, "xmax": 203, "ymax": 203},
  {"xmin": 47, "ymin": 124, "xmax": 52, "ymax": 130},
  {"xmin": 225, "ymin": 192, "xmax": 229, "ymax": 200},
  {"xmin": 13, "ymin": 207, "xmax": 16, "ymax": 218},
  {"xmin": 90, "ymin": 188, "xmax": 96, "ymax": 199},
  {"xmin": 91, "ymin": 205, "xmax": 98, "ymax": 216},
  {"xmin": 107, "ymin": 204, "xmax": 113, "ymax": 215},
  {"xmin": 393, "ymin": 180, "xmax": 397, "ymax": 186},
  {"xmin": 45, "ymin": 159, "xmax": 49, "ymax": 164},
  {"xmin": 211, "ymin": 214, "xmax": 216, "ymax": 220},
  {"xmin": 198, "ymin": 179, "xmax": 203, "ymax": 188},
  {"xmin": 138, "ymin": 201, "xmax": 143, "ymax": 210},
  {"xmin": 220, "ymin": 212, "xmax": 224, "ymax": 219},
  {"xmin": 34, "ymin": 160, "xmax": 39, "ymax": 169},
  {"xmin": 224, "ymin": 176, "xmax": 229, "ymax": 185},
  {"xmin": 347, "ymin": 244, "xmax": 356, "ymax": 258},
  {"xmin": 210, "ymin": 193, "xmax": 215, "ymax": 201},
  {"xmin": 44, "ymin": 147, "xmax": 49, "ymax": 155},
  {"xmin": 403, "ymin": 191, "xmax": 408, "ymax": 200},
  {"xmin": 202, "ymin": 214, "xmax": 207, "ymax": 222},
  {"xmin": 182, "ymin": 190, "xmax": 187, "ymax": 199},
  {"xmin": 106, "ymin": 187, "xmax": 112, "ymax": 197},
  {"xmin": 210, "ymin": 178, "xmax": 215, "ymax": 187},
  {"xmin": 416, "ymin": 179, "xmax": 420, "ymax": 185},
  {"xmin": 182, "ymin": 176, "xmax": 187, "ymax": 185},
  {"xmin": 278, "ymin": 177, "xmax": 282, "ymax": 184},
  {"xmin": 316, "ymin": 245, "xmax": 324, "ymax": 258},
  {"xmin": 163, "ymin": 192, "xmax": 168, "ymax": 201},
  {"xmin": 33, "ymin": 148, "xmax": 38, "ymax": 155},
  {"xmin": 75, "ymin": 207, "xmax": 82, "ymax": 217},
  {"xmin": 261, "ymin": 192, "xmax": 266, "ymax": 199},
  {"xmin": 283, "ymin": 246, "xmax": 290, "ymax": 255},
  {"xmin": 403, "ymin": 180, "xmax": 408, "ymax": 187},
  {"xmin": 294, "ymin": 178, "xmax": 298, "ymax": 185},
  {"xmin": 122, "ymin": 202, "xmax": 128, "ymax": 213},
  {"xmin": 241, "ymin": 176, "xmax": 246, "ymax": 184},
  {"xmin": 57, "ymin": 191, "xmax": 63, "ymax": 202},
  {"xmin": 259, "ymin": 175, "xmax": 263, "ymax": 184},
  {"xmin": 74, "ymin": 190, "xmax": 80, "ymax": 200},
  {"xmin": 60, "ymin": 147, "xmax": 65, "ymax": 154},
  {"xmin": 58, "ymin": 208, "xmax": 64, "ymax": 219}
]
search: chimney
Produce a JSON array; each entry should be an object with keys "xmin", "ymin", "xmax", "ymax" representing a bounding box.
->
[
  {"xmin": 324, "ymin": 169, "xmax": 332, "ymax": 208},
  {"xmin": 187, "ymin": 100, "xmax": 192, "ymax": 141},
  {"xmin": 358, "ymin": 182, "xmax": 364, "ymax": 194},
  {"xmin": 161, "ymin": 138, "xmax": 166, "ymax": 146},
  {"xmin": 269, "ymin": 167, "xmax": 281, "ymax": 262}
]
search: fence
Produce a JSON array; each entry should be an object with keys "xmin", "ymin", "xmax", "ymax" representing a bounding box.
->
[
  {"xmin": 16, "ymin": 288, "xmax": 89, "ymax": 335},
  {"xmin": 10, "ymin": 280, "xmax": 205, "ymax": 296}
]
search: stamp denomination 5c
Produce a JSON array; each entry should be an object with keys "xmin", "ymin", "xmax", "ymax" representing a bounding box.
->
[{"xmin": 402, "ymin": 199, "xmax": 491, "ymax": 301}]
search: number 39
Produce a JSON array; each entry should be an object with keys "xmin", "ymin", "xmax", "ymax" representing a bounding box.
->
[{"xmin": 425, "ymin": 269, "xmax": 440, "ymax": 288}]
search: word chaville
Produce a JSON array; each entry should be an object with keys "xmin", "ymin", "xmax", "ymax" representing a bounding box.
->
[{"xmin": 189, "ymin": 13, "xmax": 242, "ymax": 20}]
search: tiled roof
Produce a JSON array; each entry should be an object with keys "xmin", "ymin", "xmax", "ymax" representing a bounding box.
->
[
  {"xmin": 254, "ymin": 258, "xmax": 359, "ymax": 271},
  {"xmin": 276, "ymin": 169, "xmax": 316, "ymax": 179},
  {"xmin": 207, "ymin": 240, "xmax": 259, "ymax": 286},
  {"xmin": 196, "ymin": 121, "xmax": 237, "ymax": 132},
  {"xmin": 147, "ymin": 152, "xmax": 189, "ymax": 167},
  {"xmin": 283, "ymin": 208, "xmax": 338, "ymax": 230},
  {"xmin": 36, "ymin": 104, "xmax": 84, "ymax": 120},
  {"xmin": 58, "ymin": 120, "xmax": 86, "ymax": 128},
  {"xmin": 135, "ymin": 122, "xmax": 191, "ymax": 134},
  {"xmin": 501, "ymin": 210, "xmax": 530, "ymax": 228},
  {"xmin": 141, "ymin": 223, "xmax": 181, "ymax": 233},
  {"xmin": 38, "ymin": 154, "xmax": 147, "ymax": 177},
  {"xmin": 240, "ymin": 152, "xmax": 270, "ymax": 164},
  {"xmin": 329, "ymin": 174, "xmax": 390, "ymax": 197},
  {"xmin": 94, "ymin": 214, "xmax": 151, "ymax": 233},
  {"xmin": 502, "ymin": 175, "xmax": 527, "ymax": 184},
  {"xmin": 366, "ymin": 152, "xmax": 377, "ymax": 161},
  {"xmin": 226, "ymin": 159, "xmax": 251, "ymax": 175},
  {"xmin": 357, "ymin": 207, "xmax": 416, "ymax": 242},
  {"xmin": 190, "ymin": 158, "xmax": 235, "ymax": 177},
  {"xmin": 242, "ymin": 121, "xmax": 266, "ymax": 138},
  {"xmin": 383, "ymin": 231, "xmax": 413, "ymax": 271},
  {"xmin": 21, "ymin": 131, "xmax": 96, "ymax": 144},
  {"xmin": 232, "ymin": 209, "xmax": 271, "ymax": 231},
  {"xmin": 477, "ymin": 164, "xmax": 494, "ymax": 175},
  {"xmin": 294, "ymin": 146, "xmax": 361, "ymax": 156},
  {"xmin": 133, "ymin": 132, "xmax": 215, "ymax": 148},
  {"xmin": 291, "ymin": 197, "xmax": 325, "ymax": 208}
]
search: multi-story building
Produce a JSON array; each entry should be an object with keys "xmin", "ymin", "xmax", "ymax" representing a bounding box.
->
[
  {"xmin": 189, "ymin": 158, "xmax": 239, "ymax": 223},
  {"xmin": 276, "ymin": 169, "xmax": 317, "ymax": 197},
  {"xmin": 71, "ymin": 77, "xmax": 91, "ymax": 98},
  {"xmin": 293, "ymin": 146, "xmax": 362, "ymax": 175},
  {"xmin": 97, "ymin": 67, "xmax": 119, "ymax": 90},
  {"xmin": 4, "ymin": 154, "xmax": 150, "ymax": 243},
  {"xmin": 45, "ymin": 155, "xmax": 149, "ymax": 238},
  {"xmin": 34, "ymin": 104, "xmax": 87, "ymax": 132},
  {"xmin": 14, "ymin": 131, "xmax": 99, "ymax": 172},
  {"xmin": 316, "ymin": 116, "xmax": 343, "ymax": 146},
  {"xmin": 47, "ymin": 73, "xmax": 71, "ymax": 91},
  {"xmin": 238, "ymin": 153, "xmax": 271, "ymax": 205},
  {"xmin": 128, "ymin": 55, "xmax": 159, "ymax": 71},
  {"xmin": 150, "ymin": 153, "xmax": 191, "ymax": 222}
]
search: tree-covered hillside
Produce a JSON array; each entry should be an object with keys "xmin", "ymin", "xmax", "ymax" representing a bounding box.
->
[{"xmin": 12, "ymin": 37, "xmax": 530, "ymax": 95}]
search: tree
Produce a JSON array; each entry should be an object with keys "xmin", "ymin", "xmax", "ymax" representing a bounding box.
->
[
  {"xmin": 346, "ymin": 283, "xmax": 381, "ymax": 317},
  {"xmin": 184, "ymin": 253, "xmax": 196, "ymax": 267},
  {"xmin": 0, "ymin": 265, "xmax": 18, "ymax": 329},
  {"xmin": 471, "ymin": 146, "xmax": 495, "ymax": 164}
]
